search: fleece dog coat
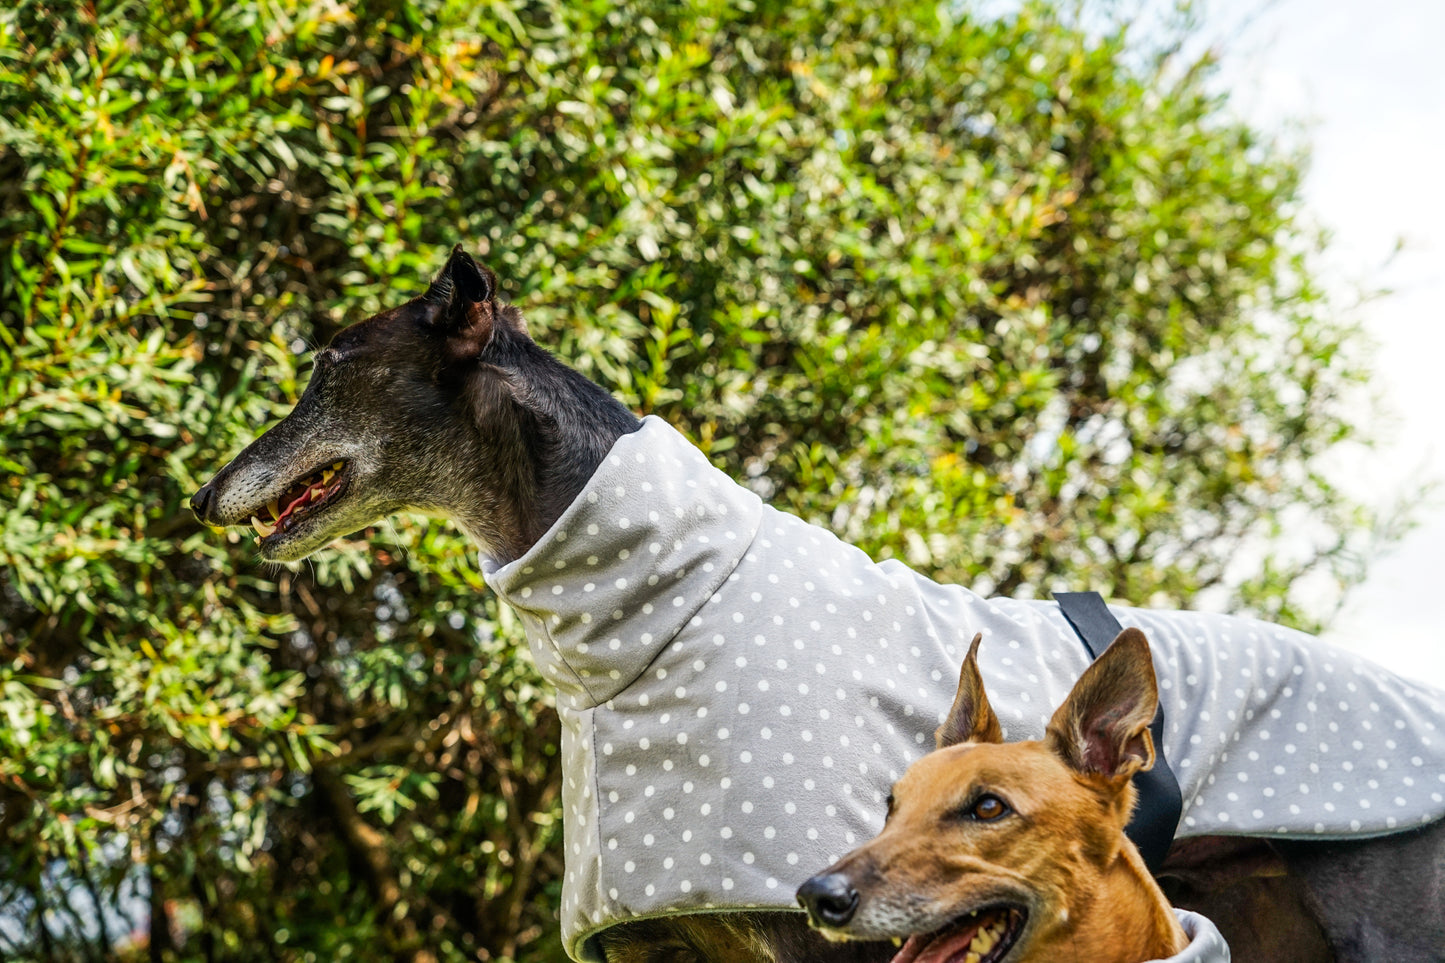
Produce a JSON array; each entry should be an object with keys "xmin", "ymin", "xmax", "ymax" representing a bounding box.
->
[
  {"xmin": 1161, "ymin": 911, "xmax": 1230, "ymax": 963},
  {"xmin": 482, "ymin": 417, "xmax": 1445, "ymax": 962}
]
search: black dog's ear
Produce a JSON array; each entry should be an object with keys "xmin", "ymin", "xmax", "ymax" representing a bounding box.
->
[
  {"xmin": 426, "ymin": 245, "xmax": 501, "ymax": 359},
  {"xmin": 428, "ymin": 244, "xmax": 496, "ymax": 305},
  {"xmin": 935, "ymin": 634, "xmax": 1003, "ymax": 749},
  {"xmin": 447, "ymin": 244, "xmax": 495, "ymax": 304}
]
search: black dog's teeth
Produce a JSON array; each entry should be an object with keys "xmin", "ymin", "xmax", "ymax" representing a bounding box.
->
[{"xmin": 250, "ymin": 462, "xmax": 344, "ymax": 539}]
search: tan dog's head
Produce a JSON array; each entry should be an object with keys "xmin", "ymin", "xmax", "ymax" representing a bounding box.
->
[{"xmin": 796, "ymin": 629, "xmax": 1160, "ymax": 963}]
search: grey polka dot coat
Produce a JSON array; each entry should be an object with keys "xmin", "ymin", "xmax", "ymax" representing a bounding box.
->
[{"xmin": 483, "ymin": 418, "xmax": 1445, "ymax": 962}]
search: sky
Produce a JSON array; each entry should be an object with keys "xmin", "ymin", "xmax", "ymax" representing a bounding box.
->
[{"xmin": 1190, "ymin": 0, "xmax": 1445, "ymax": 685}]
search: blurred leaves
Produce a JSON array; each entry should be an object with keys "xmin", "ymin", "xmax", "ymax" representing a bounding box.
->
[{"xmin": 0, "ymin": 0, "xmax": 1382, "ymax": 960}]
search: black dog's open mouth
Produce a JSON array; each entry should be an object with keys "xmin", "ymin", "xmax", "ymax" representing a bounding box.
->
[
  {"xmin": 249, "ymin": 461, "xmax": 348, "ymax": 541},
  {"xmin": 890, "ymin": 905, "xmax": 1026, "ymax": 963}
]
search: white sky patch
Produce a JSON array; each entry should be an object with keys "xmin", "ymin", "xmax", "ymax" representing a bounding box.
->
[{"xmin": 1192, "ymin": 0, "xmax": 1445, "ymax": 685}]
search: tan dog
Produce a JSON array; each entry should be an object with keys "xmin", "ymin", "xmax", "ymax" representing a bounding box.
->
[{"xmin": 796, "ymin": 629, "xmax": 1220, "ymax": 963}]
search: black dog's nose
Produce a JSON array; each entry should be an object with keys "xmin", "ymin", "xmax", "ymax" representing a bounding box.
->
[
  {"xmin": 796, "ymin": 873, "xmax": 860, "ymax": 928},
  {"xmin": 189, "ymin": 482, "xmax": 217, "ymax": 523}
]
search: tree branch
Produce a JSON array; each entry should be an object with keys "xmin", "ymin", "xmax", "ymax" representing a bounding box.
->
[{"xmin": 311, "ymin": 767, "xmax": 437, "ymax": 963}]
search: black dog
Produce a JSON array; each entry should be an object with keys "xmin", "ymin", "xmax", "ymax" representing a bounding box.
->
[{"xmin": 193, "ymin": 248, "xmax": 1445, "ymax": 963}]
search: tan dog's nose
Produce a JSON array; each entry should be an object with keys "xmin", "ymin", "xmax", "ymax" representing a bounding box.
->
[{"xmin": 796, "ymin": 873, "xmax": 859, "ymax": 928}]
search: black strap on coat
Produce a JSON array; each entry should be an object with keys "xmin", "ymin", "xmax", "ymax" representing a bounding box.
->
[{"xmin": 1055, "ymin": 591, "xmax": 1182, "ymax": 873}]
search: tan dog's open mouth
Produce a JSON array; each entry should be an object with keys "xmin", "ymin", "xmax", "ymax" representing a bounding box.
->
[
  {"xmin": 891, "ymin": 905, "xmax": 1025, "ymax": 963},
  {"xmin": 249, "ymin": 461, "xmax": 349, "ymax": 541}
]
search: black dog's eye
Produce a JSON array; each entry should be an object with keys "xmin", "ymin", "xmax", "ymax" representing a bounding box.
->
[{"xmin": 962, "ymin": 793, "xmax": 1011, "ymax": 822}]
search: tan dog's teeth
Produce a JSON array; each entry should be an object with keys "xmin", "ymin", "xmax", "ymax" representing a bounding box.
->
[
  {"xmin": 251, "ymin": 515, "xmax": 276, "ymax": 538},
  {"xmin": 973, "ymin": 926, "xmax": 996, "ymax": 953}
]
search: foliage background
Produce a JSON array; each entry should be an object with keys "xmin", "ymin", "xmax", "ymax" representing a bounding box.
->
[{"xmin": 0, "ymin": 0, "xmax": 1384, "ymax": 960}]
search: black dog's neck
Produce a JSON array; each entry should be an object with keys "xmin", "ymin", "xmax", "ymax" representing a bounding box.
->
[{"xmin": 456, "ymin": 332, "xmax": 642, "ymax": 565}]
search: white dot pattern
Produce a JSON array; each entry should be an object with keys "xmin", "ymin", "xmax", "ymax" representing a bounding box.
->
[{"xmin": 482, "ymin": 417, "xmax": 1445, "ymax": 962}]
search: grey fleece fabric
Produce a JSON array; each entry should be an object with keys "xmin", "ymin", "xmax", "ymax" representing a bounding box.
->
[
  {"xmin": 1158, "ymin": 911, "xmax": 1230, "ymax": 963},
  {"xmin": 482, "ymin": 417, "xmax": 1445, "ymax": 962}
]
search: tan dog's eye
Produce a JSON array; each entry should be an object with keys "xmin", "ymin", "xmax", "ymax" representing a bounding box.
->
[{"xmin": 967, "ymin": 793, "xmax": 1011, "ymax": 821}]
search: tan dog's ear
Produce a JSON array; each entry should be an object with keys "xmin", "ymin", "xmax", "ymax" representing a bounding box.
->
[
  {"xmin": 935, "ymin": 633, "xmax": 1004, "ymax": 749},
  {"xmin": 1045, "ymin": 627, "xmax": 1159, "ymax": 782}
]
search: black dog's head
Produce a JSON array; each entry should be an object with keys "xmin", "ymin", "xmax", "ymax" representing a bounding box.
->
[{"xmin": 190, "ymin": 246, "xmax": 634, "ymax": 563}]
